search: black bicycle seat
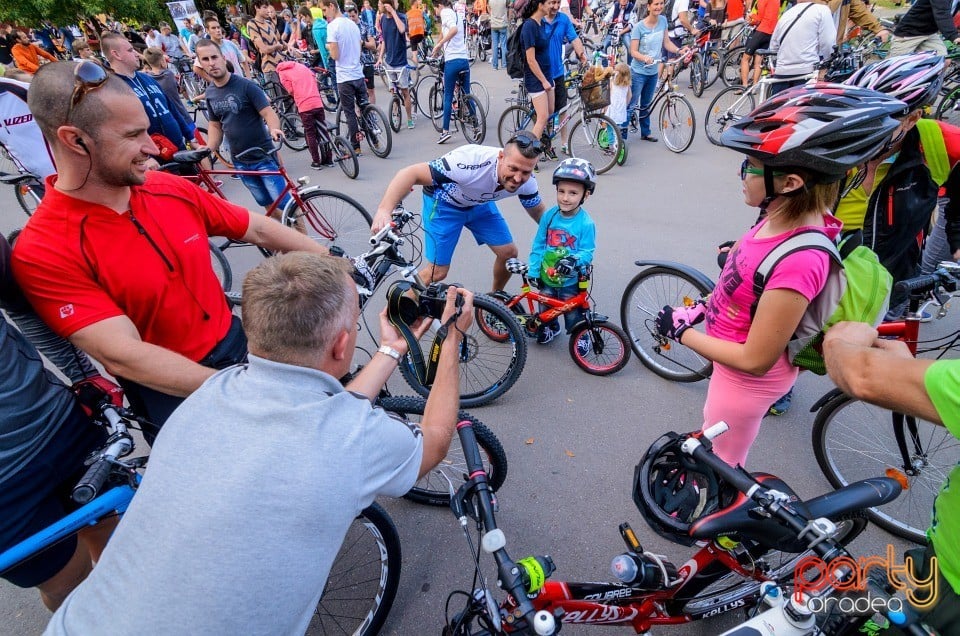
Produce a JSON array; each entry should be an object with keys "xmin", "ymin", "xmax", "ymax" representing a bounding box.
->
[{"xmin": 171, "ymin": 148, "xmax": 213, "ymax": 164}]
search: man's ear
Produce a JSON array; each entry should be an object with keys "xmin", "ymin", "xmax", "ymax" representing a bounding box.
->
[
  {"xmin": 56, "ymin": 126, "xmax": 91, "ymax": 156},
  {"xmin": 330, "ymin": 328, "xmax": 351, "ymax": 361}
]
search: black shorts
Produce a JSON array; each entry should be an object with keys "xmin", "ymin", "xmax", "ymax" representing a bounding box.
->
[
  {"xmin": 0, "ymin": 404, "xmax": 107, "ymax": 588},
  {"xmin": 744, "ymin": 30, "xmax": 771, "ymax": 55},
  {"xmin": 553, "ymin": 75, "xmax": 567, "ymax": 114},
  {"xmin": 410, "ymin": 34, "xmax": 424, "ymax": 50},
  {"xmin": 363, "ymin": 65, "xmax": 375, "ymax": 90}
]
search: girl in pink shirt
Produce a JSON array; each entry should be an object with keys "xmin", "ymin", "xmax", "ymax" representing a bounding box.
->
[
  {"xmin": 277, "ymin": 60, "xmax": 331, "ymax": 168},
  {"xmin": 655, "ymin": 84, "xmax": 905, "ymax": 467}
]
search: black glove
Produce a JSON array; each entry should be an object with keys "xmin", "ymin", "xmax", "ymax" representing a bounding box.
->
[{"xmin": 555, "ymin": 256, "xmax": 577, "ymax": 277}]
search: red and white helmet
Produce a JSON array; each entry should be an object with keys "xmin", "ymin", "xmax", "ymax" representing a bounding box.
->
[
  {"xmin": 844, "ymin": 52, "xmax": 944, "ymax": 114},
  {"xmin": 720, "ymin": 83, "xmax": 905, "ymax": 181}
]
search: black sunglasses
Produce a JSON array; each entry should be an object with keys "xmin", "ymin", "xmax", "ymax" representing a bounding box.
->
[
  {"xmin": 66, "ymin": 60, "xmax": 108, "ymax": 123},
  {"xmin": 508, "ymin": 131, "xmax": 543, "ymax": 153}
]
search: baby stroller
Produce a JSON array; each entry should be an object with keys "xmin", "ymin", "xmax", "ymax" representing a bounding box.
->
[{"xmin": 478, "ymin": 14, "xmax": 491, "ymax": 52}]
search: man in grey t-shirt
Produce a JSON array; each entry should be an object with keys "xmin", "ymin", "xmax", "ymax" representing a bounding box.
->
[{"xmin": 46, "ymin": 253, "xmax": 473, "ymax": 635}]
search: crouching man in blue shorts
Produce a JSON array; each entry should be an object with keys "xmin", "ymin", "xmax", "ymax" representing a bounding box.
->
[{"xmin": 371, "ymin": 132, "xmax": 548, "ymax": 292}]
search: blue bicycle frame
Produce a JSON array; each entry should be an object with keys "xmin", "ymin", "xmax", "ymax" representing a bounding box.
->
[{"xmin": 0, "ymin": 478, "xmax": 139, "ymax": 574}]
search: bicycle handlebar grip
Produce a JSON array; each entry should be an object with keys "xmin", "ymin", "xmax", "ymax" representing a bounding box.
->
[
  {"xmin": 864, "ymin": 577, "xmax": 933, "ymax": 636},
  {"xmin": 457, "ymin": 420, "xmax": 486, "ymax": 477},
  {"xmin": 72, "ymin": 458, "xmax": 112, "ymax": 504},
  {"xmin": 894, "ymin": 273, "xmax": 941, "ymax": 296}
]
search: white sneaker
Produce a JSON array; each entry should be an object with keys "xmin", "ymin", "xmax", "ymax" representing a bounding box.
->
[
  {"xmin": 437, "ymin": 131, "xmax": 452, "ymax": 144},
  {"xmin": 537, "ymin": 324, "xmax": 561, "ymax": 345}
]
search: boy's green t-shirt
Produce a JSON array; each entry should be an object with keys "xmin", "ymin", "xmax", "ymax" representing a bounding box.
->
[{"xmin": 923, "ymin": 360, "xmax": 960, "ymax": 595}]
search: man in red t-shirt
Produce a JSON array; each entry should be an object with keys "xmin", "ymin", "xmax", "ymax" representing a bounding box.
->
[{"xmin": 12, "ymin": 62, "xmax": 330, "ymax": 441}]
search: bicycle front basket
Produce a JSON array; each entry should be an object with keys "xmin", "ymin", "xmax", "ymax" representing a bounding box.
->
[{"xmin": 580, "ymin": 79, "xmax": 611, "ymax": 112}]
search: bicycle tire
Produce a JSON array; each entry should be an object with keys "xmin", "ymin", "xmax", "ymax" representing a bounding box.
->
[
  {"xmin": 416, "ymin": 76, "xmax": 441, "ymax": 120},
  {"xmin": 935, "ymin": 86, "xmax": 960, "ymax": 128},
  {"xmin": 659, "ymin": 95, "xmax": 696, "ymax": 153},
  {"xmin": 812, "ymin": 394, "xmax": 958, "ymax": 544},
  {"xmin": 378, "ymin": 396, "xmax": 508, "ymax": 506},
  {"xmin": 317, "ymin": 75, "xmax": 340, "ymax": 113},
  {"xmin": 208, "ymin": 240, "xmax": 233, "ymax": 292},
  {"xmin": 496, "ymin": 104, "xmax": 535, "ymax": 147},
  {"xmin": 332, "ymin": 135, "xmax": 360, "ymax": 179},
  {"xmin": 705, "ymin": 86, "xmax": 755, "ymax": 146},
  {"xmin": 668, "ymin": 515, "xmax": 867, "ymax": 618},
  {"xmin": 459, "ymin": 94, "xmax": 487, "ymax": 144},
  {"xmin": 690, "ymin": 54, "xmax": 705, "ymax": 98},
  {"xmin": 720, "ymin": 45, "xmax": 745, "ymax": 87},
  {"xmin": 568, "ymin": 320, "xmax": 631, "ymax": 376},
  {"xmin": 280, "ymin": 113, "xmax": 308, "ymax": 151},
  {"xmin": 568, "ymin": 113, "xmax": 622, "ymax": 175},
  {"xmin": 470, "ymin": 81, "xmax": 490, "ymax": 117},
  {"xmin": 703, "ymin": 49, "xmax": 722, "ymax": 89},
  {"xmin": 361, "ymin": 105, "xmax": 392, "ymax": 158},
  {"xmin": 389, "ymin": 95, "xmax": 403, "ymax": 133},
  {"xmin": 428, "ymin": 83, "xmax": 445, "ymax": 132},
  {"xmin": 281, "ymin": 189, "xmax": 373, "ymax": 259},
  {"xmin": 14, "ymin": 181, "xmax": 43, "ymax": 217},
  {"xmin": 310, "ymin": 502, "xmax": 400, "ymax": 635},
  {"xmin": 619, "ymin": 266, "xmax": 714, "ymax": 382},
  {"xmin": 397, "ymin": 293, "xmax": 527, "ymax": 408}
]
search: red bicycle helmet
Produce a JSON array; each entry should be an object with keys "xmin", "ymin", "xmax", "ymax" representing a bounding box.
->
[
  {"xmin": 633, "ymin": 432, "xmax": 739, "ymax": 547},
  {"xmin": 844, "ymin": 52, "xmax": 944, "ymax": 114},
  {"xmin": 719, "ymin": 83, "xmax": 906, "ymax": 182}
]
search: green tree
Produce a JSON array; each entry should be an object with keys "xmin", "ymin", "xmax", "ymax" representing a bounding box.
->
[{"xmin": 0, "ymin": 0, "xmax": 171, "ymax": 30}]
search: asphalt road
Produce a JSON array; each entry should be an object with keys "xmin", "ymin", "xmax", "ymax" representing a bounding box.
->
[{"xmin": 0, "ymin": 59, "xmax": 917, "ymax": 635}]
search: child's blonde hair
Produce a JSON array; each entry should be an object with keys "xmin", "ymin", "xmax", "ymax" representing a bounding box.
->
[{"xmin": 613, "ymin": 63, "xmax": 631, "ymax": 87}]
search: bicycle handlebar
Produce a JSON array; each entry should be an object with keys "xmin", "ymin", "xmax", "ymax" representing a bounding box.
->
[
  {"xmin": 893, "ymin": 266, "xmax": 960, "ymax": 297},
  {"xmin": 71, "ymin": 405, "xmax": 134, "ymax": 504}
]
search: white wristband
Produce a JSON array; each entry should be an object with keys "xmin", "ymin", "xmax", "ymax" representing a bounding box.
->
[{"xmin": 377, "ymin": 345, "xmax": 403, "ymax": 362}]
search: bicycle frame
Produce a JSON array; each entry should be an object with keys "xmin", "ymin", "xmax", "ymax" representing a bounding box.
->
[{"xmin": 499, "ymin": 276, "xmax": 590, "ymax": 330}]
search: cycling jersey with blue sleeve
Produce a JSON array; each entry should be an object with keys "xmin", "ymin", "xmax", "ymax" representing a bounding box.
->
[{"xmin": 425, "ymin": 145, "xmax": 542, "ymax": 210}]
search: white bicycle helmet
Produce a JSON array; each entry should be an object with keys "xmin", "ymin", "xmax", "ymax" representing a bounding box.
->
[
  {"xmin": 844, "ymin": 52, "xmax": 944, "ymax": 114},
  {"xmin": 552, "ymin": 158, "xmax": 597, "ymax": 194}
]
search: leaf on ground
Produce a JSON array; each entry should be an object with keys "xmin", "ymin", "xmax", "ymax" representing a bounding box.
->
[
  {"xmin": 525, "ymin": 438, "xmax": 535, "ymax": 445},
  {"xmin": 565, "ymin": 449, "xmax": 575, "ymax": 458}
]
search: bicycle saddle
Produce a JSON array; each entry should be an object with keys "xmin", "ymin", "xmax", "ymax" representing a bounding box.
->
[
  {"xmin": 0, "ymin": 173, "xmax": 39, "ymax": 185},
  {"xmin": 171, "ymin": 148, "xmax": 212, "ymax": 164}
]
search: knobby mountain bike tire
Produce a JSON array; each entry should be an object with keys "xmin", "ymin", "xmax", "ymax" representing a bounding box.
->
[
  {"xmin": 659, "ymin": 95, "xmax": 696, "ymax": 153},
  {"xmin": 497, "ymin": 104, "xmax": 535, "ymax": 147},
  {"xmin": 720, "ymin": 45, "xmax": 746, "ymax": 87},
  {"xmin": 568, "ymin": 113, "xmax": 623, "ymax": 174},
  {"xmin": 309, "ymin": 502, "xmax": 400, "ymax": 635},
  {"xmin": 619, "ymin": 265, "xmax": 714, "ymax": 382},
  {"xmin": 568, "ymin": 320, "xmax": 631, "ymax": 376},
  {"xmin": 665, "ymin": 515, "xmax": 867, "ymax": 620},
  {"xmin": 280, "ymin": 113, "xmax": 308, "ymax": 151},
  {"xmin": 812, "ymin": 393, "xmax": 959, "ymax": 544},
  {"xmin": 280, "ymin": 189, "xmax": 373, "ymax": 260},
  {"xmin": 378, "ymin": 396, "xmax": 508, "ymax": 506},
  {"xmin": 458, "ymin": 94, "xmax": 487, "ymax": 144},
  {"xmin": 705, "ymin": 86, "xmax": 755, "ymax": 146},
  {"xmin": 208, "ymin": 240, "xmax": 233, "ymax": 292},
  {"xmin": 398, "ymin": 294, "xmax": 527, "ymax": 408}
]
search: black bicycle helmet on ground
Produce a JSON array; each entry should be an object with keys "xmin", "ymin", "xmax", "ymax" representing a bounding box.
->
[
  {"xmin": 844, "ymin": 52, "xmax": 944, "ymax": 115},
  {"xmin": 633, "ymin": 432, "xmax": 739, "ymax": 547},
  {"xmin": 720, "ymin": 83, "xmax": 906, "ymax": 183}
]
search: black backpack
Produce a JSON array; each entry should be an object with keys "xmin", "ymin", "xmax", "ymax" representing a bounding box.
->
[{"xmin": 507, "ymin": 21, "xmax": 526, "ymax": 79}]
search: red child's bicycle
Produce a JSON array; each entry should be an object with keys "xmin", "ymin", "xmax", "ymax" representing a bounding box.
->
[{"xmin": 484, "ymin": 257, "xmax": 630, "ymax": 375}]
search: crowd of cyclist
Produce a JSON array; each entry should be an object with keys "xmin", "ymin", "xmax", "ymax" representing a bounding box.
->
[{"xmin": 3, "ymin": 0, "xmax": 960, "ymax": 634}]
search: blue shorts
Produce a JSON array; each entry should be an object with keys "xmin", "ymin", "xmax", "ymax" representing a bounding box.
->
[
  {"xmin": 422, "ymin": 193, "xmax": 514, "ymax": 266},
  {"xmin": 0, "ymin": 404, "xmax": 107, "ymax": 588}
]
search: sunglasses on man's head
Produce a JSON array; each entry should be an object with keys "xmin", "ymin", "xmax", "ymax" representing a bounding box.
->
[
  {"xmin": 66, "ymin": 60, "xmax": 108, "ymax": 123},
  {"xmin": 509, "ymin": 131, "xmax": 543, "ymax": 153}
]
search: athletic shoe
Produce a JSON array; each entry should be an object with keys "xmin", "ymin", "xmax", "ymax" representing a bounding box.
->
[
  {"xmin": 310, "ymin": 161, "xmax": 323, "ymax": 170},
  {"xmin": 576, "ymin": 334, "xmax": 591, "ymax": 357},
  {"xmin": 437, "ymin": 131, "xmax": 452, "ymax": 144},
  {"xmin": 407, "ymin": 119, "xmax": 415, "ymax": 129},
  {"xmin": 536, "ymin": 324, "xmax": 561, "ymax": 345},
  {"xmin": 767, "ymin": 388, "xmax": 793, "ymax": 417},
  {"xmin": 321, "ymin": 160, "xmax": 336, "ymax": 167}
]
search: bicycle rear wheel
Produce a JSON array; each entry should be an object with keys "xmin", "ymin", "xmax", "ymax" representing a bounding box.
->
[
  {"xmin": 496, "ymin": 104, "xmax": 535, "ymax": 147},
  {"xmin": 703, "ymin": 49, "xmax": 722, "ymax": 89},
  {"xmin": 309, "ymin": 502, "xmax": 400, "ymax": 636},
  {"xmin": 15, "ymin": 181, "xmax": 43, "ymax": 216},
  {"xmin": 935, "ymin": 86, "xmax": 960, "ymax": 128},
  {"xmin": 619, "ymin": 266, "xmax": 713, "ymax": 382},
  {"xmin": 281, "ymin": 190, "xmax": 373, "ymax": 259},
  {"xmin": 720, "ymin": 45, "xmax": 745, "ymax": 87},
  {"xmin": 568, "ymin": 113, "xmax": 622, "ymax": 175},
  {"xmin": 378, "ymin": 396, "xmax": 508, "ymax": 506},
  {"xmin": 280, "ymin": 113, "xmax": 308, "ymax": 151},
  {"xmin": 332, "ymin": 135, "xmax": 359, "ymax": 179},
  {"xmin": 361, "ymin": 105, "xmax": 392, "ymax": 158},
  {"xmin": 812, "ymin": 394, "xmax": 958, "ymax": 544},
  {"xmin": 705, "ymin": 86, "xmax": 754, "ymax": 146},
  {"xmin": 459, "ymin": 95, "xmax": 487, "ymax": 144},
  {"xmin": 568, "ymin": 320, "xmax": 631, "ymax": 376},
  {"xmin": 398, "ymin": 294, "xmax": 527, "ymax": 408},
  {"xmin": 659, "ymin": 95, "xmax": 695, "ymax": 153}
]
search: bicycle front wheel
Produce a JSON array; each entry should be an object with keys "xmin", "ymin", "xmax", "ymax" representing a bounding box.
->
[
  {"xmin": 812, "ymin": 394, "xmax": 959, "ymax": 544},
  {"xmin": 459, "ymin": 94, "xmax": 487, "ymax": 144},
  {"xmin": 389, "ymin": 95, "xmax": 403, "ymax": 133},
  {"xmin": 361, "ymin": 105, "xmax": 392, "ymax": 158},
  {"xmin": 568, "ymin": 113, "xmax": 623, "ymax": 174},
  {"xmin": 703, "ymin": 49, "xmax": 722, "ymax": 89},
  {"xmin": 208, "ymin": 240, "xmax": 233, "ymax": 292},
  {"xmin": 497, "ymin": 104, "xmax": 535, "ymax": 147},
  {"xmin": 428, "ymin": 84, "xmax": 445, "ymax": 132},
  {"xmin": 936, "ymin": 86, "xmax": 960, "ymax": 128},
  {"xmin": 659, "ymin": 95, "xmax": 695, "ymax": 153},
  {"xmin": 569, "ymin": 320, "xmax": 631, "ymax": 376},
  {"xmin": 416, "ymin": 76, "xmax": 441, "ymax": 120},
  {"xmin": 470, "ymin": 81, "xmax": 490, "ymax": 116},
  {"xmin": 332, "ymin": 135, "xmax": 360, "ymax": 179},
  {"xmin": 282, "ymin": 190, "xmax": 373, "ymax": 259},
  {"xmin": 310, "ymin": 502, "xmax": 400, "ymax": 635},
  {"xmin": 280, "ymin": 113, "xmax": 308, "ymax": 151},
  {"xmin": 378, "ymin": 396, "xmax": 508, "ymax": 506},
  {"xmin": 720, "ymin": 45, "xmax": 745, "ymax": 87},
  {"xmin": 620, "ymin": 266, "xmax": 713, "ymax": 382},
  {"xmin": 398, "ymin": 294, "xmax": 527, "ymax": 408},
  {"xmin": 689, "ymin": 54, "xmax": 705, "ymax": 97},
  {"xmin": 705, "ymin": 86, "xmax": 754, "ymax": 146}
]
